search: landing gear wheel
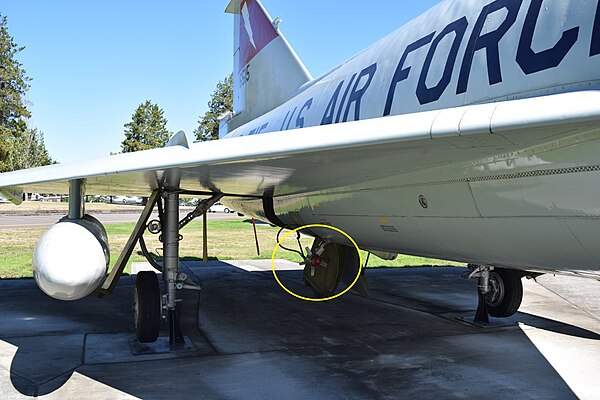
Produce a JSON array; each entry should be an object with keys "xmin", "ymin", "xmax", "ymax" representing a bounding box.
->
[
  {"xmin": 485, "ymin": 268, "xmax": 523, "ymax": 318},
  {"xmin": 133, "ymin": 271, "xmax": 161, "ymax": 343},
  {"xmin": 303, "ymin": 240, "xmax": 343, "ymax": 298}
]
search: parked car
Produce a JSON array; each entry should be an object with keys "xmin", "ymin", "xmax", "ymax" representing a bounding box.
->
[
  {"xmin": 90, "ymin": 195, "xmax": 110, "ymax": 203},
  {"xmin": 111, "ymin": 196, "xmax": 142, "ymax": 205},
  {"xmin": 208, "ymin": 202, "xmax": 234, "ymax": 213}
]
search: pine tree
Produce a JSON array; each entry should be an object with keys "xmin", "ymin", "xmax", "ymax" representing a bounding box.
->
[
  {"xmin": 121, "ymin": 100, "xmax": 170, "ymax": 153},
  {"xmin": 0, "ymin": 14, "xmax": 32, "ymax": 172},
  {"xmin": 8, "ymin": 127, "xmax": 53, "ymax": 171},
  {"xmin": 194, "ymin": 74, "xmax": 233, "ymax": 142}
]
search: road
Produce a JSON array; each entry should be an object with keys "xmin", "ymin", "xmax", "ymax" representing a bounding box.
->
[{"xmin": 0, "ymin": 211, "xmax": 241, "ymax": 230}]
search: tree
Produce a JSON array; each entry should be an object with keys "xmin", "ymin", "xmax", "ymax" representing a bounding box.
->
[
  {"xmin": 0, "ymin": 14, "xmax": 32, "ymax": 172},
  {"xmin": 121, "ymin": 100, "xmax": 170, "ymax": 153},
  {"xmin": 8, "ymin": 127, "xmax": 53, "ymax": 170},
  {"xmin": 194, "ymin": 74, "xmax": 233, "ymax": 142}
]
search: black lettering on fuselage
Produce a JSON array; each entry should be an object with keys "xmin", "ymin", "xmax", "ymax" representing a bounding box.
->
[
  {"xmin": 457, "ymin": 0, "xmax": 522, "ymax": 94},
  {"xmin": 591, "ymin": 0, "xmax": 600, "ymax": 56},
  {"xmin": 296, "ymin": 98, "xmax": 313, "ymax": 128},
  {"xmin": 343, "ymin": 63, "xmax": 377, "ymax": 122},
  {"xmin": 249, "ymin": 122, "xmax": 268, "ymax": 135},
  {"xmin": 336, "ymin": 74, "xmax": 357, "ymax": 123},
  {"xmin": 416, "ymin": 17, "xmax": 468, "ymax": 105},
  {"xmin": 280, "ymin": 110, "xmax": 291, "ymax": 130},
  {"xmin": 516, "ymin": 0, "xmax": 579, "ymax": 74},
  {"xmin": 286, "ymin": 108, "xmax": 297, "ymax": 130},
  {"xmin": 384, "ymin": 33, "xmax": 435, "ymax": 116},
  {"xmin": 321, "ymin": 81, "xmax": 344, "ymax": 125},
  {"xmin": 321, "ymin": 64, "xmax": 377, "ymax": 124}
]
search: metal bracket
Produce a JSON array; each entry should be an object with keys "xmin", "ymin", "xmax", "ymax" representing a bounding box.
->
[
  {"xmin": 96, "ymin": 190, "xmax": 160, "ymax": 297},
  {"xmin": 174, "ymin": 272, "xmax": 201, "ymax": 291},
  {"xmin": 178, "ymin": 193, "xmax": 224, "ymax": 230},
  {"xmin": 465, "ymin": 264, "xmax": 494, "ymax": 294}
]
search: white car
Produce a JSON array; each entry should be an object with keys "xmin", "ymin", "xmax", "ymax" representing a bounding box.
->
[
  {"xmin": 112, "ymin": 196, "xmax": 142, "ymax": 205},
  {"xmin": 208, "ymin": 202, "xmax": 234, "ymax": 213}
]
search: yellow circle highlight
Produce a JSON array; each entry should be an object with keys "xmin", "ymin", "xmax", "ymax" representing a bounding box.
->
[{"xmin": 271, "ymin": 224, "xmax": 363, "ymax": 302}]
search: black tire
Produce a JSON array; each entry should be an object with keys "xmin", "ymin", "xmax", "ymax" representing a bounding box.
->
[
  {"xmin": 224, "ymin": 208, "xmax": 230, "ymax": 213},
  {"xmin": 303, "ymin": 240, "xmax": 343, "ymax": 298},
  {"xmin": 133, "ymin": 271, "xmax": 161, "ymax": 343},
  {"xmin": 486, "ymin": 268, "xmax": 523, "ymax": 318}
]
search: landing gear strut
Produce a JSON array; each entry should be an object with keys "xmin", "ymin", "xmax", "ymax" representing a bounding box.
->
[
  {"xmin": 131, "ymin": 192, "xmax": 185, "ymax": 345},
  {"xmin": 98, "ymin": 189, "xmax": 222, "ymax": 345},
  {"xmin": 163, "ymin": 191, "xmax": 185, "ymax": 345},
  {"xmin": 468, "ymin": 265, "xmax": 523, "ymax": 323},
  {"xmin": 136, "ymin": 191, "xmax": 222, "ymax": 345}
]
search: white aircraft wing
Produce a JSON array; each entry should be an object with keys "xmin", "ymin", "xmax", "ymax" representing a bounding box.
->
[{"xmin": 1, "ymin": 91, "xmax": 599, "ymax": 205}]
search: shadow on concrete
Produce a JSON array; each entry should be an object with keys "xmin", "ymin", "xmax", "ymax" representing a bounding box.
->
[
  {"xmin": 515, "ymin": 312, "xmax": 600, "ymax": 340},
  {"xmin": 1, "ymin": 265, "xmax": 596, "ymax": 398},
  {"xmin": 0, "ymin": 278, "xmax": 133, "ymax": 396}
]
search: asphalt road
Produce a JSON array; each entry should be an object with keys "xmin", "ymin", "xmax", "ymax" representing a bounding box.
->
[{"xmin": 0, "ymin": 211, "xmax": 241, "ymax": 230}]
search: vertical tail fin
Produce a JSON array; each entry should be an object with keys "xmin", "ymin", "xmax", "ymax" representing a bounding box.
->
[{"xmin": 224, "ymin": 0, "xmax": 312, "ymax": 132}]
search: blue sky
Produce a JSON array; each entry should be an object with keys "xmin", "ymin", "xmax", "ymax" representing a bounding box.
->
[{"xmin": 2, "ymin": 1, "xmax": 442, "ymax": 163}]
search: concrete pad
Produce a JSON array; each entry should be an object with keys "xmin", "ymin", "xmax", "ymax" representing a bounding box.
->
[
  {"xmin": 129, "ymin": 262, "xmax": 161, "ymax": 275},
  {"xmin": 536, "ymin": 274, "xmax": 600, "ymax": 320},
  {"xmin": 225, "ymin": 259, "xmax": 303, "ymax": 272},
  {"xmin": 0, "ymin": 261, "xmax": 598, "ymax": 399},
  {"xmin": 38, "ymin": 372, "xmax": 138, "ymax": 400},
  {"xmin": 519, "ymin": 325, "xmax": 600, "ymax": 400},
  {"xmin": 75, "ymin": 353, "xmax": 365, "ymax": 400},
  {"xmin": 85, "ymin": 334, "xmax": 210, "ymax": 364},
  {"xmin": 0, "ymin": 372, "xmax": 36, "ymax": 399},
  {"xmin": 4, "ymin": 334, "xmax": 83, "ymax": 385}
]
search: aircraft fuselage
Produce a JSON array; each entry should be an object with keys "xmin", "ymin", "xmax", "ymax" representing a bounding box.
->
[{"xmin": 225, "ymin": 0, "xmax": 600, "ymax": 278}]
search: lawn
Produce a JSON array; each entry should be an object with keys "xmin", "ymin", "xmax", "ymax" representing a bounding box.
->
[
  {"xmin": 0, "ymin": 219, "xmax": 464, "ymax": 279},
  {"xmin": 0, "ymin": 201, "xmax": 144, "ymax": 214}
]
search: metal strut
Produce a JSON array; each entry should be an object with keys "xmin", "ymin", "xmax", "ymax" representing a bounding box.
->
[
  {"xmin": 97, "ymin": 190, "xmax": 160, "ymax": 297},
  {"xmin": 468, "ymin": 264, "xmax": 492, "ymax": 324},
  {"xmin": 178, "ymin": 193, "xmax": 224, "ymax": 230},
  {"xmin": 163, "ymin": 191, "xmax": 185, "ymax": 345},
  {"xmin": 134, "ymin": 192, "xmax": 222, "ymax": 345},
  {"xmin": 68, "ymin": 179, "xmax": 85, "ymax": 220}
]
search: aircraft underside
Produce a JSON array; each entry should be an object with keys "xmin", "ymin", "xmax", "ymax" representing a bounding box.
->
[{"xmin": 230, "ymin": 119, "xmax": 600, "ymax": 279}]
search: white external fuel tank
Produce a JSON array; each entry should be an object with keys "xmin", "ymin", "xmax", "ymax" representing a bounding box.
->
[{"xmin": 33, "ymin": 215, "xmax": 109, "ymax": 301}]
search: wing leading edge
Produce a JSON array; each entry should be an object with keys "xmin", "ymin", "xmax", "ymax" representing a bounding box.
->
[{"xmin": 1, "ymin": 91, "xmax": 600, "ymax": 204}]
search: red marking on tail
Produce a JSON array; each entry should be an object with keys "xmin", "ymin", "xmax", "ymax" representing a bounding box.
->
[{"xmin": 239, "ymin": 0, "xmax": 278, "ymax": 66}]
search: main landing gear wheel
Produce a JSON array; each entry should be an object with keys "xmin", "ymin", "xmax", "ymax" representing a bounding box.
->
[
  {"xmin": 303, "ymin": 239, "xmax": 344, "ymax": 298},
  {"xmin": 485, "ymin": 268, "xmax": 523, "ymax": 318},
  {"xmin": 133, "ymin": 271, "xmax": 161, "ymax": 343}
]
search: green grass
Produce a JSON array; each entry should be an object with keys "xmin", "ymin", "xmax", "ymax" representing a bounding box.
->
[{"xmin": 0, "ymin": 219, "xmax": 464, "ymax": 279}]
